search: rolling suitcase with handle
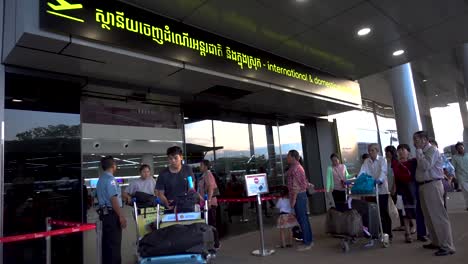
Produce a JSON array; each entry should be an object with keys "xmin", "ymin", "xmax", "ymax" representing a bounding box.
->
[{"xmin": 350, "ymin": 199, "xmax": 379, "ymax": 238}]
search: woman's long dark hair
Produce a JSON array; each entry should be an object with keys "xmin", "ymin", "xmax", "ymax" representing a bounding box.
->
[
  {"xmin": 288, "ymin": 150, "xmax": 303, "ymax": 166},
  {"xmin": 384, "ymin": 145, "xmax": 398, "ymax": 161}
]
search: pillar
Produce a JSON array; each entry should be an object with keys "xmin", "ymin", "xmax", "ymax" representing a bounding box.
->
[
  {"xmin": 458, "ymin": 44, "xmax": 468, "ymax": 144},
  {"xmin": 386, "ymin": 63, "xmax": 422, "ymax": 149},
  {"xmin": 265, "ymin": 125, "xmax": 278, "ymax": 179},
  {"xmin": 0, "ymin": 0, "xmax": 5, "ymax": 261},
  {"xmin": 456, "ymin": 84, "xmax": 468, "ymax": 144}
]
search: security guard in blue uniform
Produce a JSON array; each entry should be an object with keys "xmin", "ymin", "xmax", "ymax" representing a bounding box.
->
[{"xmin": 96, "ymin": 156, "xmax": 127, "ymax": 264}]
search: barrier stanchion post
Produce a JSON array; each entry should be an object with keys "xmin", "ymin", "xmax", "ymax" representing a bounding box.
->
[
  {"xmin": 252, "ymin": 193, "xmax": 274, "ymax": 256},
  {"xmin": 45, "ymin": 217, "xmax": 51, "ymax": 264},
  {"xmin": 96, "ymin": 220, "xmax": 102, "ymax": 264}
]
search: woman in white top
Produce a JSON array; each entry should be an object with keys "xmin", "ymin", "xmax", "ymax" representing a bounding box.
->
[
  {"xmin": 359, "ymin": 143, "xmax": 393, "ymax": 240},
  {"xmin": 122, "ymin": 164, "xmax": 156, "ymax": 205}
]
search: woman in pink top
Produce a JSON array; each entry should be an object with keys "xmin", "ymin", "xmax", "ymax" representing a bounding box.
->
[
  {"xmin": 197, "ymin": 160, "xmax": 218, "ymax": 227},
  {"xmin": 287, "ymin": 150, "xmax": 314, "ymax": 251},
  {"xmin": 326, "ymin": 153, "xmax": 351, "ymax": 204}
]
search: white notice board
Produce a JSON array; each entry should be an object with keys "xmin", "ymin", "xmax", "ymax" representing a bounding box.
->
[{"xmin": 245, "ymin": 173, "xmax": 269, "ymax": 197}]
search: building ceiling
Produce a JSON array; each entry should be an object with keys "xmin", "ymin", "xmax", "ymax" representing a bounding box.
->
[{"xmin": 122, "ymin": 0, "xmax": 468, "ymax": 81}]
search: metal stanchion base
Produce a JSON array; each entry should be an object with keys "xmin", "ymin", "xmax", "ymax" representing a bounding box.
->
[{"xmin": 252, "ymin": 249, "xmax": 275, "ymax": 256}]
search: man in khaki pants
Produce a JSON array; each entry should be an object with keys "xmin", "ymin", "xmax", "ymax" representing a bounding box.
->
[{"xmin": 413, "ymin": 131, "xmax": 456, "ymax": 256}]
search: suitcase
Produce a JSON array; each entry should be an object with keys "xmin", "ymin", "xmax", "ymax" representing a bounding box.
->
[
  {"xmin": 138, "ymin": 223, "xmax": 215, "ymax": 258},
  {"xmin": 350, "ymin": 199, "xmax": 380, "ymax": 238},
  {"xmin": 326, "ymin": 208, "xmax": 363, "ymax": 237},
  {"xmin": 138, "ymin": 254, "xmax": 206, "ymax": 264}
]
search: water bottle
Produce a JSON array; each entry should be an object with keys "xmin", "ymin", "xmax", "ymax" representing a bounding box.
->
[{"xmin": 187, "ymin": 176, "xmax": 194, "ymax": 190}]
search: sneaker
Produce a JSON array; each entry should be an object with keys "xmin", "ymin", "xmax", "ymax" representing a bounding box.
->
[
  {"xmin": 434, "ymin": 249, "xmax": 455, "ymax": 256},
  {"xmin": 297, "ymin": 244, "xmax": 313, "ymax": 251},
  {"xmin": 417, "ymin": 236, "xmax": 429, "ymax": 242},
  {"xmin": 423, "ymin": 244, "xmax": 439, "ymax": 250}
]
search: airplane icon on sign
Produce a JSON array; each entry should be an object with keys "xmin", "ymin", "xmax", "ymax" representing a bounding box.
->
[
  {"xmin": 48, "ymin": 0, "xmax": 82, "ymax": 11},
  {"xmin": 46, "ymin": 0, "xmax": 84, "ymax": 23}
]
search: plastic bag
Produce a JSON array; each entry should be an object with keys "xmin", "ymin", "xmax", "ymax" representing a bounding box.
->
[{"xmin": 351, "ymin": 173, "xmax": 376, "ymax": 194}]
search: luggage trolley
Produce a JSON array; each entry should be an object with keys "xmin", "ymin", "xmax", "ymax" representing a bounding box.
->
[
  {"xmin": 338, "ymin": 182, "xmax": 390, "ymax": 253},
  {"xmin": 131, "ymin": 196, "xmax": 216, "ymax": 264}
]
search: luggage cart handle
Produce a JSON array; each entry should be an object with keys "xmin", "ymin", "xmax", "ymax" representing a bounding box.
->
[
  {"xmin": 204, "ymin": 194, "xmax": 209, "ymax": 225},
  {"xmin": 155, "ymin": 197, "xmax": 161, "ymax": 205}
]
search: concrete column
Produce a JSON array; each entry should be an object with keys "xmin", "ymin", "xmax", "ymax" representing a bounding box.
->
[
  {"xmin": 141, "ymin": 154, "xmax": 154, "ymax": 176},
  {"xmin": 265, "ymin": 125, "xmax": 277, "ymax": 178},
  {"xmin": 0, "ymin": 0, "xmax": 5, "ymax": 261},
  {"xmin": 386, "ymin": 63, "xmax": 422, "ymax": 149},
  {"xmin": 458, "ymin": 44, "xmax": 468, "ymax": 144},
  {"xmin": 414, "ymin": 79, "xmax": 436, "ymax": 139},
  {"xmin": 248, "ymin": 123, "xmax": 254, "ymax": 157},
  {"xmin": 456, "ymin": 84, "xmax": 468, "ymax": 144}
]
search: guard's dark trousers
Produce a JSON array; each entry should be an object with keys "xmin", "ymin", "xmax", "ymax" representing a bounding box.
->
[{"xmin": 102, "ymin": 212, "xmax": 122, "ymax": 264}]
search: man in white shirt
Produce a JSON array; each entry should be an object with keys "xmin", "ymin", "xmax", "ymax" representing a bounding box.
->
[
  {"xmin": 359, "ymin": 143, "xmax": 392, "ymax": 240},
  {"xmin": 413, "ymin": 131, "xmax": 455, "ymax": 256}
]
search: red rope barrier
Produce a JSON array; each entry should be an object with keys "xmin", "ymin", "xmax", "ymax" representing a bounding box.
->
[
  {"xmin": 0, "ymin": 222, "xmax": 96, "ymax": 244},
  {"xmin": 48, "ymin": 219, "xmax": 88, "ymax": 227},
  {"xmin": 217, "ymin": 189, "xmax": 327, "ymax": 203}
]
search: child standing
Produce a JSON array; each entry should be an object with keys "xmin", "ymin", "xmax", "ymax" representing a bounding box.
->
[{"xmin": 276, "ymin": 188, "xmax": 298, "ymax": 248}]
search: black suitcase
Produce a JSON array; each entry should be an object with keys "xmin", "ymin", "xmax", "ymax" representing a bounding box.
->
[
  {"xmin": 350, "ymin": 199, "xmax": 379, "ymax": 238},
  {"xmin": 138, "ymin": 223, "xmax": 215, "ymax": 258}
]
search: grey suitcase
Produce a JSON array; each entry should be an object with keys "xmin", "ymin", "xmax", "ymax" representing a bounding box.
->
[
  {"xmin": 351, "ymin": 199, "xmax": 379, "ymax": 238},
  {"xmin": 326, "ymin": 208, "xmax": 363, "ymax": 237}
]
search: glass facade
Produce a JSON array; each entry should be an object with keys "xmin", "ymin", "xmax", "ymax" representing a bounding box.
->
[
  {"xmin": 333, "ymin": 106, "xmax": 398, "ymax": 175},
  {"xmin": 3, "ymin": 73, "xmax": 82, "ymax": 264}
]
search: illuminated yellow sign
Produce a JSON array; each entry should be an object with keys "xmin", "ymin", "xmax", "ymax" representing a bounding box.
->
[{"xmin": 41, "ymin": 0, "xmax": 361, "ymax": 104}]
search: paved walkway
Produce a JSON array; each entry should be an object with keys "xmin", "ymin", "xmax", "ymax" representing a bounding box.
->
[{"xmin": 216, "ymin": 192, "xmax": 468, "ymax": 264}]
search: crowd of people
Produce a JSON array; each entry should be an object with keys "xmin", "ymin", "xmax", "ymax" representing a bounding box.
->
[
  {"xmin": 94, "ymin": 130, "xmax": 468, "ymax": 263},
  {"xmin": 326, "ymin": 131, "xmax": 465, "ymax": 256}
]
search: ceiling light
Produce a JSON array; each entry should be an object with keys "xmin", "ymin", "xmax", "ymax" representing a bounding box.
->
[
  {"xmin": 393, "ymin": 50, "xmax": 405, "ymax": 56},
  {"xmin": 422, "ymin": 79, "xmax": 427, "ymax": 82},
  {"xmin": 184, "ymin": 117, "xmax": 189, "ymax": 120},
  {"xmin": 282, "ymin": 88, "xmax": 292, "ymax": 92},
  {"xmin": 357, "ymin": 28, "xmax": 371, "ymax": 36},
  {"xmin": 12, "ymin": 99, "xmax": 23, "ymax": 103},
  {"xmin": 435, "ymin": 94, "xmax": 439, "ymax": 97}
]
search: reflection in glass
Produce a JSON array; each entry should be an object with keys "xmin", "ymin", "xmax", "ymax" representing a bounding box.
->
[
  {"xmin": 184, "ymin": 120, "xmax": 216, "ymax": 163},
  {"xmin": 334, "ymin": 110, "xmax": 379, "ymax": 174},
  {"xmin": 212, "ymin": 121, "xmax": 251, "ymax": 190},
  {"xmin": 3, "ymin": 110, "xmax": 81, "ymax": 264}
]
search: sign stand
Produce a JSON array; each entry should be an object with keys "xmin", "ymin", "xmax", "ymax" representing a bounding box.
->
[
  {"xmin": 244, "ymin": 173, "xmax": 275, "ymax": 257},
  {"xmin": 251, "ymin": 193, "xmax": 275, "ymax": 256}
]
